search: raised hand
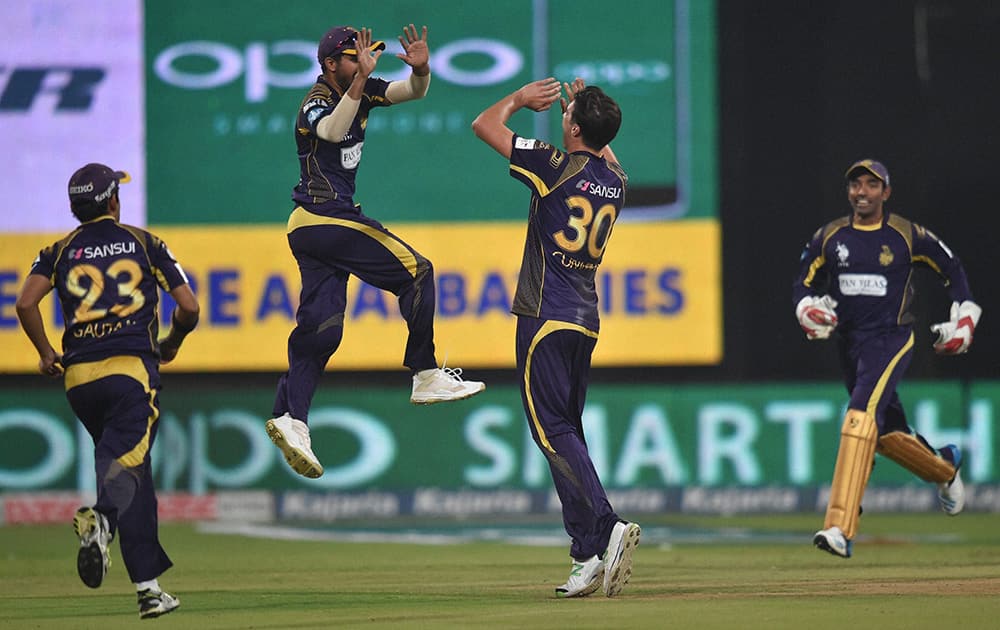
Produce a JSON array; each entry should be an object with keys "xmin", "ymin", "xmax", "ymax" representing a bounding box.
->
[
  {"xmin": 518, "ymin": 78, "xmax": 561, "ymax": 112},
  {"xmin": 560, "ymin": 77, "xmax": 586, "ymax": 114},
  {"xmin": 355, "ymin": 27, "xmax": 382, "ymax": 78},
  {"xmin": 397, "ymin": 24, "xmax": 429, "ymax": 72}
]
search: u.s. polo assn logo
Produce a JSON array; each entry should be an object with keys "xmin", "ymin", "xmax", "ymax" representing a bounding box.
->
[{"xmin": 836, "ymin": 241, "xmax": 849, "ymax": 267}]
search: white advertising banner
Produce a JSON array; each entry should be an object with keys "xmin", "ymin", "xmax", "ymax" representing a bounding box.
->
[{"xmin": 0, "ymin": 0, "xmax": 144, "ymax": 232}]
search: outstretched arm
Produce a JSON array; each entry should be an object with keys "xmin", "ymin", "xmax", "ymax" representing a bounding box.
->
[{"xmin": 471, "ymin": 78, "xmax": 561, "ymax": 159}]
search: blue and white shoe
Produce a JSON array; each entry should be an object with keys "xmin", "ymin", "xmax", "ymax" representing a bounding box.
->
[
  {"xmin": 938, "ymin": 444, "xmax": 965, "ymax": 516},
  {"xmin": 813, "ymin": 526, "xmax": 852, "ymax": 558}
]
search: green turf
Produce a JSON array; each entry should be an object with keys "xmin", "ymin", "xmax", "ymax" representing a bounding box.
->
[{"xmin": 2, "ymin": 513, "xmax": 999, "ymax": 629}]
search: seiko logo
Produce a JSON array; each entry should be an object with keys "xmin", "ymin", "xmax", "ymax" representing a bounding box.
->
[
  {"xmin": 69, "ymin": 183, "xmax": 95, "ymax": 194},
  {"xmin": 575, "ymin": 179, "xmax": 621, "ymax": 199},
  {"xmin": 302, "ymin": 98, "xmax": 327, "ymax": 113}
]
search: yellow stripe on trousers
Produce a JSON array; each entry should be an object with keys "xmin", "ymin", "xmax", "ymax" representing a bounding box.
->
[
  {"xmin": 286, "ymin": 206, "xmax": 418, "ymax": 278},
  {"xmin": 65, "ymin": 356, "xmax": 158, "ymax": 468},
  {"xmin": 865, "ymin": 332, "xmax": 914, "ymax": 417},
  {"xmin": 524, "ymin": 320, "xmax": 599, "ymax": 453}
]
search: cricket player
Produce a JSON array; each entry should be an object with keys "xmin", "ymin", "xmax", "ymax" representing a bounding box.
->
[
  {"xmin": 794, "ymin": 158, "xmax": 981, "ymax": 558},
  {"xmin": 15, "ymin": 162, "xmax": 199, "ymax": 618},
  {"xmin": 266, "ymin": 24, "xmax": 485, "ymax": 480},
  {"xmin": 473, "ymin": 77, "xmax": 640, "ymax": 597}
]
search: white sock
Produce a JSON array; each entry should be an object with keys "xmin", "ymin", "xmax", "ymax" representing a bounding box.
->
[{"xmin": 136, "ymin": 579, "xmax": 160, "ymax": 592}]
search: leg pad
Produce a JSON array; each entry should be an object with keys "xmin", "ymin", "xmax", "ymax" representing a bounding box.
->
[
  {"xmin": 824, "ymin": 409, "xmax": 877, "ymax": 540},
  {"xmin": 877, "ymin": 431, "xmax": 956, "ymax": 483}
]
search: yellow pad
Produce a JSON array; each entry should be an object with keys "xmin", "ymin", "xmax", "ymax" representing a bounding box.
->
[
  {"xmin": 877, "ymin": 432, "xmax": 956, "ymax": 483},
  {"xmin": 824, "ymin": 409, "xmax": 877, "ymax": 540}
]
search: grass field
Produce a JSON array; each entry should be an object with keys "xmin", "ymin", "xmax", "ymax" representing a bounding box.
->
[{"xmin": 2, "ymin": 513, "xmax": 999, "ymax": 629}]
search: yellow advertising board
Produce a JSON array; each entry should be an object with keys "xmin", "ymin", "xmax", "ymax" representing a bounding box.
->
[{"xmin": 0, "ymin": 220, "xmax": 721, "ymax": 371}]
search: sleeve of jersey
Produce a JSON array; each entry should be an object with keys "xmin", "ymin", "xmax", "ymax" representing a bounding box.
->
[
  {"xmin": 366, "ymin": 77, "xmax": 391, "ymax": 108},
  {"xmin": 148, "ymin": 236, "xmax": 191, "ymax": 292},
  {"xmin": 508, "ymin": 135, "xmax": 562, "ymax": 197},
  {"xmin": 792, "ymin": 229, "xmax": 827, "ymax": 306},
  {"xmin": 912, "ymin": 224, "xmax": 974, "ymax": 302},
  {"xmin": 29, "ymin": 246, "xmax": 56, "ymax": 282}
]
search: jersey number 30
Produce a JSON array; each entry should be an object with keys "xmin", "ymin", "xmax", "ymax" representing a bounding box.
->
[{"xmin": 552, "ymin": 195, "xmax": 618, "ymax": 259}]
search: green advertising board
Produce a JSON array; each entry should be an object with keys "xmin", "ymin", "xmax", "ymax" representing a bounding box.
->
[
  {"xmin": 1, "ymin": 381, "xmax": 992, "ymax": 494},
  {"xmin": 145, "ymin": 0, "xmax": 717, "ymax": 224}
]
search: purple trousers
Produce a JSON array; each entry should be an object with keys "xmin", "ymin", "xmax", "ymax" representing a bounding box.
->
[
  {"xmin": 516, "ymin": 315, "xmax": 619, "ymax": 560},
  {"xmin": 65, "ymin": 355, "xmax": 172, "ymax": 583},
  {"xmin": 274, "ymin": 206, "xmax": 438, "ymax": 421},
  {"xmin": 838, "ymin": 327, "xmax": 915, "ymax": 434}
]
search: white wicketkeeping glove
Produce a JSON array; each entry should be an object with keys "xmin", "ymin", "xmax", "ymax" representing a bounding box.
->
[
  {"xmin": 796, "ymin": 295, "xmax": 838, "ymax": 340},
  {"xmin": 930, "ymin": 300, "xmax": 982, "ymax": 355}
]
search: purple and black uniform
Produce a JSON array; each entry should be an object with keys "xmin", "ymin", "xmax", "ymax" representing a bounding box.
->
[
  {"xmin": 274, "ymin": 75, "xmax": 437, "ymax": 421},
  {"xmin": 29, "ymin": 215, "xmax": 189, "ymax": 582},
  {"xmin": 509, "ymin": 134, "xmax": 628, "ymax": 560},
  {"xmin": 793, "ymin": 212, "xmax": 974, "ymax": 433}
]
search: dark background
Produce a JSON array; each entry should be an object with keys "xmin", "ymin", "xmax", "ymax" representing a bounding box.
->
[{"xmin": 702, "ymin": 0, "xmax": 999, "ymax": 383}]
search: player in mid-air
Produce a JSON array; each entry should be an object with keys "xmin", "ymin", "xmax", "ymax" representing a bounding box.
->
[
  {"xmin": 266, "ymin": 24, "xmax": 485, "ymax": 480},
  {"xmin": 15, "ymin": 163, "xmax": 199, "ymax": 618},
  {"xmin": 794, "ymin": 158, "xmax": 981, "ymax": 558},
  {"xmin": 472, "ymin": 77, "xmax": 640, "ymax": 598}
]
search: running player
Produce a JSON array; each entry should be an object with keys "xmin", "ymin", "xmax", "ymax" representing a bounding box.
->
[
  {"xmin": 15, "ymin": 162, "xmax": 199, "ymax": 618},
  {"xmin": 794, "ymin": 158, "xmax": 981, "ymax": 558},
  {"xmin": 472, "ymin": 77, "xmax": 640, "ymax": 598},
  {"xmin": 266, "ymin": 24, "xmax": 485, "ymax": 480}
]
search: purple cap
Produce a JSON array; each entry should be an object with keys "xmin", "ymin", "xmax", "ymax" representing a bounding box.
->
[
  {"xmin": 845, "ymin": 159, "xmax": 890, "ymax": 186},
  {"xmin": 68, "ymin": 163, "xmax": 131, "ymax": 208},
  {"xmin": 317, "ymin": 26, "xmax": 385, "ymax": 63}
]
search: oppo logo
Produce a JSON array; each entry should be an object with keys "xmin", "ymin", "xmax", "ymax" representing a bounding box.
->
[{"xmin": 154, "ymin": 38, "xmax": 523, "ymax": 102}]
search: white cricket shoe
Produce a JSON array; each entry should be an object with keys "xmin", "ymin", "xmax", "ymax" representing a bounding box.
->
[
  {"xmin": 938, "ymin": 444, "xmax": 965, "ymax": 516},
  {"xmin": 603, "ymin": 521, "xmax": 641, "ymax": 597},
  {"xmin": 138, "ymin": 588, "xmax": 180, "ymax": 619},
  {"xmin": 73, "ymin": 506, "xmax": 113, "ymax": 588},
  {"xmin": 813, "ymin": 526, "xmax": 852, "ymax": 558},
  {"xmin": 266, "ymin": 413, "xmax": 323, "ymax": 479},
  {"xmin": 410, "ymin": 367, "xmax": 485, "ymax": 405},
  {"xmin": 555, "ymin": 555, "xmax": 604, "ymax": 598}
]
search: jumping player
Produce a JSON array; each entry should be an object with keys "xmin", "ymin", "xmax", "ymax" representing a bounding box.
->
[
  {"xmin": 472, "ymin": 77, "xmax": 640, "ymax": 597},
  {"xmin": 267, "ymin": 24, "xmax": 484, "ymax": 480},
  {"xmin": 794, "ymin": 158, "xmax": 981, "ymax": 558},
  {"xmin": 15, "ymin": 163, "xmax": 199, "ymax": 618}
]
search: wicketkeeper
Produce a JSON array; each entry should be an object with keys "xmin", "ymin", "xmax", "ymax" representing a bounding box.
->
[{"xmin": 793, "ymin": 159, "xmax": 981, "ymax": 558}]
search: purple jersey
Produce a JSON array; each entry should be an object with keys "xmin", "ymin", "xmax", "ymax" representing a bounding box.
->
[
  {"xmin": 508, "ymin": 134, "xmax": 628, "ymax": 330},
  {"xmin": 29, "ymin": 216, "xmax": 190, "ymax": 366},
  {"xmin": 793, "ymin": 213, "xmax": 973, "ymax": 334},
  {"xmin": 291, "ymin": 75, "xmax": 391, "ymax": 212}
]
